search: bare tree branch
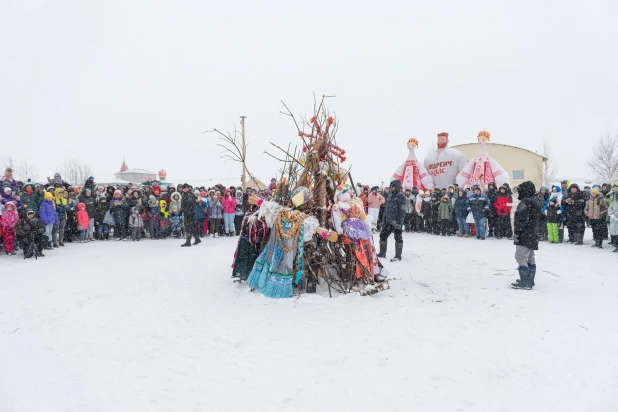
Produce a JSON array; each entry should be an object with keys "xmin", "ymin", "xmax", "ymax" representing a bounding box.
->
[
  {"xmin": 587, "ymin": 133, "xmax": 618, "ymax": 183},
  {"xmin": 56, "ymin": 159, "xmax": 92, "ymax": 186},
  {"xmin": 536, "ymin": 140, "xmax": 558, "ymax": 187}
]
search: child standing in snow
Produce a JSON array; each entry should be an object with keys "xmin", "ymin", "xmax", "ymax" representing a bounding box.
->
[
  {"xmin": 544, "ymin": 197, "xmax": 563, "ymax": 244},
  {"xmin": 169, "ymin": 205, "xmax": 183, "ymax": 238},
  {"xmin": 438, "ymin": 195, "xmax": 454, "ymax": 236},
  {"xmin": 76, "ymin": 203, "xmax": 89, "ymax": 243},
  {"xmin": 94, "ymin": 194, "xmax": 109, "ymax": 240},
  {"xmin": 147, "ymin": 195, "xmax": 159, "ymax": 240},
  {"xmin": 129, "ymin": 206, "xmax": 144, "ymax": 241},
  {"xmin": 209, "ymin": 192, "xmax": 224, "ymax": 238},
  {"xmin": 39, "ymin": 191, "xmax": 58, "ymax": 249},
  {"xmin": 1, "ymin": 201, "xmax": 19, "ymax": 255}
]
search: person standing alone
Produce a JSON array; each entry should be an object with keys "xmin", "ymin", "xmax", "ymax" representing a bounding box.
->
[
  {"xmin": 511, "ymin": 181, "xmax": 542, "ymax": 290},
  {"xmin": 377, "ymin": 180, "xmax": 406, "ymax": 262},
  {"xmin": 181, "ymin": 184, "xmax": 197, "ymax": 247}
]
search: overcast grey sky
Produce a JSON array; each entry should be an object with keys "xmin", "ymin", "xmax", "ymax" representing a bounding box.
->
[{"xmin": 2, "ymin": 0, "xmax": 617, "ymax": 186}]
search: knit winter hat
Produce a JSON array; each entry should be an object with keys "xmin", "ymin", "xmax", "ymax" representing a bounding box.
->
[
  {"xmin": 44, "ymin": 192, "xmax": 53, "ymax": 200},
  {"xmin": 3, "ymin": 186, "xmax": 11, "ymax": 194},
  {"xmin": 591, "ymin": 187, "xmax": 601, "ymax": 196},
  {"xmin": 114, "ymin": 189, "xmax": 122, "ymax": 196}
]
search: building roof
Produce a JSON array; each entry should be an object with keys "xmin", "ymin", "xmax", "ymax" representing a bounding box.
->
[
  {"xmin": 116, "ymin": 168, "xmax": 157, "ymax": 175},
  {"xmin": 451, "ymin": 143, "xmax": 548, "ymax": 161},
  {"xmin": 118, "ymin": 159, "xmax": 129, "ymax": 173}
]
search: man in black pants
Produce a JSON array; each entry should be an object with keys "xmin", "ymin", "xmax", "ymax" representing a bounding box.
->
[
  {"xmin": 180, "ymin": 184, "xmax": 198, "ymax": 247},
  {"xmin": 377, "ymin": 180, "xmax": 407, "ymax": 262}
]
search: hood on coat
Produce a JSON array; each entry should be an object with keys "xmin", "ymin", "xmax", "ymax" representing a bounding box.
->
[
  {"xmin": 131, "ymin": 207, "xmax": 139, "ymax": 214},
  {"xmin": 171, "ymin": 192, "xmax": 181, "ymax": 202},
  {"xmin": 77, "ymin": 203, "xmax": 86, "ymax": 211},
  {"xmin": 457, "ymin": 189, "xmax": 467, "ymax": 198},
  {"xmin": 551, "ymin": 185, "xmax": 561, "ymax": 194},
  {"xmin": 4, "ymin": 200, "xmax": 16, "ymax": 212},
  {"xmin": 518, "ymin": 181, "xmax": 536, "ymax": 200},
  {"xmin": 236, "ymin": 190, "xmax": 243, "ymax": 198},
  {"xmin": 159, "ymin": 200, "xmax": 167, "ymax": 211},
  {"xmin": 390, "ymin": 180, "xmax": 402, "ymax": 193},
  {"xmin": 441, "ymin": 195, "xmax": 450, "ymax": 202}
]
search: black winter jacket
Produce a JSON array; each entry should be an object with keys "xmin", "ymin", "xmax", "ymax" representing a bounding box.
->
[
  {"xmin": 382, "ymin": 180, "xmax": 406, "ymax": 230},
  {"xmin": 514, "ymin": 181, "xmax": 541, "ymax": 250},
  {"xmin": 563, "ymin": 185, "xmax": 586, "ymax": 223},
  {"xmin": 181, "ymin": 191, "xmax": 196, "ymax": 221}
]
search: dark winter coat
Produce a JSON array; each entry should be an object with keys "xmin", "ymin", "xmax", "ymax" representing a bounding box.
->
[
  {"xmin": 1, "ymin": 191, "xmax": 23, "ymax": 208},
  {"xmin": 429, "ymin": 199, "xmax": 440, "ymax": 222},
  {"xmin": 454, "ymin": 190, "xmax": 470, "ymax": 218},
  {"xmin": 563, "ymin": 185, "xmax": 586, "ymax": 224},
  {"xmin": 420, "ymin": 199, "xmax": 431, "ymax": 218},
  {"xmin": 382, "ymin": 180, "xmax": 406, "ymax": 230},
  {"xmin": 486, "ymin": 183, "xmax": 497, "ymax": 218},
  {"xmin": 109, "ymin": 197, "xmax": 128, "ymax": 224},
  {"xmin": 78, "ymin": 194, "xmax": 96, "ymax": 219},
  {"xmin": 514, "ymin": 181, "xmax": 541, "ymax": 250},
  {"xmin": 20, "ymin": 189, "xmax": 42, "ymax": 214},
  {"xmin": 545, "ymin": 202, "xmax": 564, "ymax": 224},
  {"xmin": 94, "ymin": 200, "xmax": 109, "ymax": 223},
  {"xmin": 468, "ymin": 192, "xmax": 489, "ymax": 220},
  {"xmin": 181, "ymin": 191, "xmax": 196, "ymax": 222},
  {"xmin": 16, "ymin": 216, "xmax": 45, "ymax": 240}
]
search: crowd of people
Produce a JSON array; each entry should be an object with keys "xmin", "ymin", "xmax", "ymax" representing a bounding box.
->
[
  {"xmin": 357, "ymin": 179, "xmax": 618, "ymax": 251},
  {"xmin": 1, "ymin": 165, "xmax": 617, "ymax": 266},
  {"xmin": 0, "ymin": 168, "xmax": 268, "ymax": 259}
]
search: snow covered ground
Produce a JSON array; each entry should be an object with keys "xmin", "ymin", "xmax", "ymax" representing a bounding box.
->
[{"xmin": 1, "ymin": 232, "xmax": 617, "ymax": 412}]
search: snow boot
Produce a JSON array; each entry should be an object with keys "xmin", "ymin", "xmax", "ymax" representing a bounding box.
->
[
  {"xmin": 528, "ymin": 263, "xmax": 536, "ymax": 287},
  {"xmin": 44, "ymin": 237, "xmax": 52, "ymax": 250},
  {"xmin": 511, "ymin": 266, "xmax": 531, "ymax": 290},
  {"xmin": 53, "ymin": 242, "xmax": 59, "ymax": 248},
  {"xmin": 391, "ymin": 242, "xmax": 403, "ymax": 262},
  {"xmin": 193, "ymin": 237, "xmax": 201, "ymax": 245},
  {"xmin": 377, "ymin": 241, "xmax": 387, "ymax": 258},
  {"xmin": 575, "ymin": 232, "xmax": 584, "ymax": 245},
  {"xmin": 181, "ymin": 236, "xmax": 192, "ymax": 247}
]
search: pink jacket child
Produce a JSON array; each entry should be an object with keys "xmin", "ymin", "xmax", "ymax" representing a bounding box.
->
[
  {"xmin": 222, "ymin": 190, "xmax": 237, "ymax": 214},
  {"xmin": 76, "ymin": 203, "xmax": 89, "ymax": 230},
  {"xmin": 1, "ymin": 201, "xmax": 19, "ymax": 254}
]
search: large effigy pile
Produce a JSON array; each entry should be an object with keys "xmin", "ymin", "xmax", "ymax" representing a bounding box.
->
[{"xmin": 230, "ymin": 97, "xmax": 389, "ymax": 298}]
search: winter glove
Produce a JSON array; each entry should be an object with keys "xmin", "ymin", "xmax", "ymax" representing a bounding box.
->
[
  {"xmin": 612, "ymin": 215, "xmax": 618, "ymax": 222},
  {"xmin": 544, "ymin": 210, "xmax": 547, "ymax": 215},
  {"xmin": 557, "ymin": 210, "xmax": 562, "ymax": 215},
  {"xmin": 420, "ymin": 214, "xmax": 424, "ymax": 218}
]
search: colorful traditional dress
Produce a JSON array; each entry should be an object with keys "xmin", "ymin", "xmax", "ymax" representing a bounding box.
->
[
  {"xmin": 332, "ymin": 199, "xmax": 379, "ymax": 281},
  {"xmin": 393, "ymin": 139, "xmax": 434, "ymax": 192},
  {"xmin": 456, "ymin": 131, "xmax": 510, "ymax": 188},
  {"xmin": 231, "ymin": 214, "xmax": 269, "ymax": 281},
  {"xmin": 247, "ymin": 207, "xmax": 317, "ymax": 298}
]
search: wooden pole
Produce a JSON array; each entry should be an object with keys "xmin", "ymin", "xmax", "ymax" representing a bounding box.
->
[{"xmin": 240, "ymin": 116, "xmax": 247, "ymax": 190}]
